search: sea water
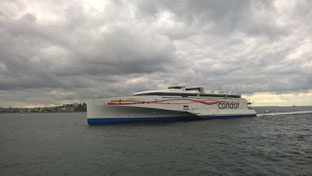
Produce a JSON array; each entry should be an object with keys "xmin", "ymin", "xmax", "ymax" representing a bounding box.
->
[{"xmin": 1, "ymin": 107, "xmax": 312, "ymax": 175}]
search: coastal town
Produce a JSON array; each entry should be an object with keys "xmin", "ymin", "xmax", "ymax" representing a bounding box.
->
[{"xmin": 0, "ymin": 103, "xmax": 87, "ymax": 113}]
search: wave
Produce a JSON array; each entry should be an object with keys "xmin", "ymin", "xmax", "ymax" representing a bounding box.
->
[{"xmin": 257, "ymin": 110, "xmax": 312, "ymax": 117}]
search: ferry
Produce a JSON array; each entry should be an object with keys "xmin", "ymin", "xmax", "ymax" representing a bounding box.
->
[{"xmin": 87, "ymin": 86, "xmax": 256, "ymax": 124}]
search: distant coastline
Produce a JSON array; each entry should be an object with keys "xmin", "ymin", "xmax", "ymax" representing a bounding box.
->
[
  {"xmin": 0, "ymin": 103, "xmax": 86, "ymax": 113},
  {"xmin": 2, "ymin": 104, "xmax": 311, "ymax": 114}
]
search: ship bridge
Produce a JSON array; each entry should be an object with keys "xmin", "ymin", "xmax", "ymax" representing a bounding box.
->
[{"xmin": 133, "ymin": 86, "xmax": 241, "ymax": 98}]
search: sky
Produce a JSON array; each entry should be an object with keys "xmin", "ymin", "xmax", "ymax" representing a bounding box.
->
[{"xmin": 0, "ymin": 0, "xmax": 311, "ymax": 107}]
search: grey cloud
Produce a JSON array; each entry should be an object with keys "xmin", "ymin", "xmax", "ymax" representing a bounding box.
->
[
  {"xmin": 0, "ymin": 3, "xmax": 177, "ymax": 93},
  {"xmin": 134, "ymin": 0, "xmax": 287, "ymax": 38},
  {"xmin": 0, "ymin": 0, "xmax": 312, "ymax": 107}
]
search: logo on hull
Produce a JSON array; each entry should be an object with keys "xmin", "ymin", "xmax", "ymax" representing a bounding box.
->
[{"xmin": 218, "ymin": 102, "xmax": 239, "ymax": 109}]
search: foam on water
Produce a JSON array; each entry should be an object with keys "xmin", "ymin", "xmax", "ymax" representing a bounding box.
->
[{"xmin": 257, "ymin": 110, "xmax": 312, "ymax": 116}]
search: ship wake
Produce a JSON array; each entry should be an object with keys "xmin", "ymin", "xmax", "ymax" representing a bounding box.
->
[{"xmin": 257, "ymin": 110, "xmax": 312, "ymax": 117}]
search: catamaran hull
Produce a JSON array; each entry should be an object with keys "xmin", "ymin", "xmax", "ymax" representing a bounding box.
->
[
  {"xmin": 87, "ymin": 98, "xmax": 256, "ymax": 124},
  {"xmin": 87, "ymin": 103, "xmax": 200, "ymax": 124}
]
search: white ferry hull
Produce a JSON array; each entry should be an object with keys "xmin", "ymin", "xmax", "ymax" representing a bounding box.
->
[
  {"xmin": 88, "ymin": 101, "xmax": 198, "ymax": 123},
  {"xmin": 87, "ymin": 96, "xmax": 256, "ymax": 124}
]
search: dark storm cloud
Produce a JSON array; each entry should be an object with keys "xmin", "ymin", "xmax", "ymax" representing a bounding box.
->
[
  {"xmin": 0, "ymin": 0, "xmax": 312, "ymax": 107},
  {"xmin": 0, "ymin": 2, "xmax": 176, "ymax": 87}
]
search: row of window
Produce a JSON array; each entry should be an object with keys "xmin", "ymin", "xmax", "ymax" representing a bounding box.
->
[{"xmin": 134, "ymin": 92, "xmax": 241, "ymax": 98}]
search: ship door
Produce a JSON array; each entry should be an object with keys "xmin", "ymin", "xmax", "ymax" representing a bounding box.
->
[{"xmin": 183, "ymin": 105, "xmax": 189, "ymax": 110}]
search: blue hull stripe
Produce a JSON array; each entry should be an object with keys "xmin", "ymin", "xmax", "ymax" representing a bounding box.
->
[
  {"xmin": 88, "ymin": 116, "xmax": 194, "ymax": 124},
  {"xmin": 87, "ymin": 114, "xmax": 256, "ymax": 124}
]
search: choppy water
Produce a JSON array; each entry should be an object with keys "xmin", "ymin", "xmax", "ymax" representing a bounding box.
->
[{"xmin": 1, "ymin": 107, "xmax": 312, "ymax": 175}]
